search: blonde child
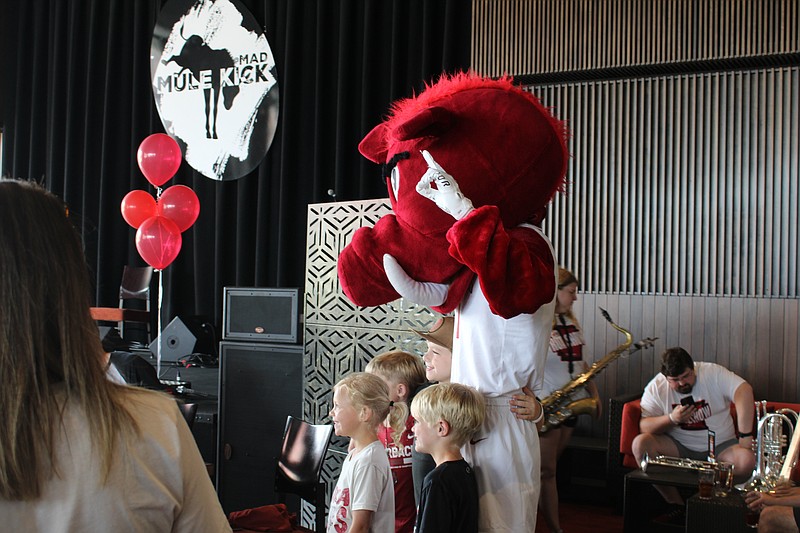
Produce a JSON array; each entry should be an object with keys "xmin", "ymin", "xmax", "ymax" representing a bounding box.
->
[
  {"xmin": 328, "ymin": 373, "xmax": 409, "ymax": 533},
  {"xmin": 365, "ymin": 351, "xmax": 428, "ymax": 533},
  {"xmin": 411, "ymin": 382, "xmax": 486, "ymax": 533}
]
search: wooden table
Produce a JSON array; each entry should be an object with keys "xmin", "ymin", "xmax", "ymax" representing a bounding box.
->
[{"xmin": 90, "ymin": 306, "xmax": 149, "ymax": 323}]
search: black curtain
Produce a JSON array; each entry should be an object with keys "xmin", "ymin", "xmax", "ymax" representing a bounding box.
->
[{"xmin": 1, "ymin": 0, "xmax": 471, "ymax": 331}]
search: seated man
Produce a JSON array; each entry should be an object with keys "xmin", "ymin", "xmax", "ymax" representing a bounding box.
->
[{"xmin": 632, "ymin": 347, "xmax": 756, "ymax": 510}]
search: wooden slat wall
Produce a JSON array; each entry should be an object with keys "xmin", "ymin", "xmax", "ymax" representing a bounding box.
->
[
  {"xmin": 572, "ymin": 295, "xmax": 800, "ymax": 437},
  {"xmin": 469, "ymin": 0, "xmax": 800, "ymax": 438},
  {"xmin": 534, "ymin": 68, "xmax": 799, "ymax": 438},
  {"xmin": 534, "ymin": 68, "xmax": 800, "ymax": 298},
  {"xmin": 472, "ymin": 0, "xmax": 800, "ymax": 77}
]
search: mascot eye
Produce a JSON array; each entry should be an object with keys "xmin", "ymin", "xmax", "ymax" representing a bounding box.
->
[
  {"xmin": 381, "ymin": 151, "xmax": 409, "ymax": 201},
  {"xmin": 390, "ymin": 166, "xmax": 400, "ymax": 199}
]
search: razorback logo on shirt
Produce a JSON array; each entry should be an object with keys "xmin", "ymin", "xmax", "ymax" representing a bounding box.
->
[
  {"xmin": 549, "ymin": 324, "xmax": 585, "ymax": 361},
  {"xmin": 385, "ymin": 444, "xmax": 413, "ymax": 459},
  {"xmin": 379, "ymin": 422, "xmax": 414, "ymax": 466},
  {"xmin": 672, "ymin": 399, "xmax": 712, "ymax": 430}
]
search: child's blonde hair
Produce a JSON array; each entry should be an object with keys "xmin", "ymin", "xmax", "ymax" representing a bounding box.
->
[
  {"xmin": 411, "ymin": 383, "xmax": 485, "ymax": 448},
  {"xmin": 335, "ymin": 372, "xmax": 409, "ymax": 445},
  {"xmin": 365, "ymin": 350, "xmax": 427, "ymax": 397}
]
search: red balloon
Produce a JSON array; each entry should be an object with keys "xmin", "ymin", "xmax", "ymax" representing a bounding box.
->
[
  {"xmin": 135, "ymin": 216, "xmax": 182, "ymax": 270},
  {"xmin": 121, "ymin": 190, "xmax": 157, "ymax": 229},
  {"xmin": 157, "ymin": 185, "xmax": 200, "ymax": 232},
  {"xmin": 137, "ymin": 133, "xmax": 182, "ymax": 187}
]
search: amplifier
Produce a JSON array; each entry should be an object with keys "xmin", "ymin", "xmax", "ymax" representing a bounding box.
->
[
  {"xmin": 191, "ymin": 403, "xmax": 218, "ymax": 483},
  {"xmin": 222, "ymin": 287, "xmax": 299, "ymax": 343}
]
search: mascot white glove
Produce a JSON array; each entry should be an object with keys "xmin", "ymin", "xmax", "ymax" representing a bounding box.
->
[
  {"xmin": 416, "ymin": 150, "xmax": 475, "ymax": 220},
  {"xmin": 383, "ymin": 254, "xmax": 448, "ymax": 306}
]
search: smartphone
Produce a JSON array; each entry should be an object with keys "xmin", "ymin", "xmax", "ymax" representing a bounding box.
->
[{"xmin": 680, "ymin": 395, "xmax": 695, "ymax": 406}]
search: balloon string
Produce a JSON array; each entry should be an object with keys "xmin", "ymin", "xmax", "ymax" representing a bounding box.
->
[{"xmin": 156, "ymin": 268, "xmax": 163, "ymax": 375}]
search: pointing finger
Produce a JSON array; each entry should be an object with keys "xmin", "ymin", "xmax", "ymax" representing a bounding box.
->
[{"xmin": 420, "ymin": 150, "xmax": 444, "ymax": 172}]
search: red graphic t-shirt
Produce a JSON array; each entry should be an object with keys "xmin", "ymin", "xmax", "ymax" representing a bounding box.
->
[
  {"xmin": 378, "ymin": 416, "xmax": 415, "ymax": 533},
  {"xmin": 672, "ymin": 399, "xmax": 712, "ymax": 431}
]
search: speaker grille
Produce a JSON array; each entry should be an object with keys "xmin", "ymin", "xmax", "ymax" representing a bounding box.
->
[
  {"xmin": 216, "ymin": 341, "xmax": 303, "ymax": 513},
  {"xmin": 222, "ymin": 287, "xmax": 299, "ymax": 343}
]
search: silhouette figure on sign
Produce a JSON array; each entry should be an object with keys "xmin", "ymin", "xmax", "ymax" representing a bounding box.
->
[{"xmin": 164, "ymin": 33, "xmax": 239, "ymax": 139}]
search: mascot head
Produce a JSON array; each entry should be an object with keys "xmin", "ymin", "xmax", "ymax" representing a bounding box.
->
[
  {"xmin": 359, "ymin": 72, "xmax": 569, "ymax": 237},
  {"xmin": 337, "ymin": 72, "xmax": 569, "ymax": 310}
]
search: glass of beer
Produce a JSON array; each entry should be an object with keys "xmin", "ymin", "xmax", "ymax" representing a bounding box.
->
[
  {"xmin": 742, "ymin": 488, "xmax": 763, "ymax": 528},
  {"xmin": 744, "ymin": 506, "xmax": 760, "ymax": 528},
  {"xmin": 714, "ymin": 461, "xmax": 734, "ymax": 497},
  {"xmin": 698, "ymin": 468, "xmax": 715, "ymax": 499}
]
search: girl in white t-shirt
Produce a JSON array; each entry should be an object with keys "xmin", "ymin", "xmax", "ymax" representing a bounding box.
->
[{"xmin": 328, "ymin": 372, "xmax": 408, "ymax": 533}]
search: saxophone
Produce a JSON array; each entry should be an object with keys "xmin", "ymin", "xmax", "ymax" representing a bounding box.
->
[{"xmin": 538, "ymin": 308, "xmax": 656, "ymax": 433}]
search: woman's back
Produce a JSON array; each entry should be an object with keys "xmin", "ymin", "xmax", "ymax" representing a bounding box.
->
[
  {"xmin": 0, "ymin": 387, "xmax": 231, "ymax": 533},
  {"xmin": 0, "ymin": 180, "xmax": 230, "ymax": 532}
]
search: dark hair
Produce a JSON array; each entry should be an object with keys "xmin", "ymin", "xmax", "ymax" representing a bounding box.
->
[
  {"xmin": 660, "ymin": 347, "xmax": 694, "ymax": 377},
  {"xmin": 0, "ymin": 179, "xmax": 137, "ymax": 500}
]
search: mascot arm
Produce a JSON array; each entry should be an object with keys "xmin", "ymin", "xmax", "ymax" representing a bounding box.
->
[
  {"xmin": 337, "ymin": 220, "xmax": 403, "ymax": 308},
  {"xmin": 447, "ymin": 205, "xmax": 555, "ymax": 319},
  {"xmin": 338, "ymin": 214, "xmax": 471, "ymax": 310}
]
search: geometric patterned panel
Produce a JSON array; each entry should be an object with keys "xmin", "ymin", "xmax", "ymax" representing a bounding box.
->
[
  {"xmin": 302, "ymin": 320, "xmax": 431, "ymax": 527},
  {"xmin": 303, "ymin": 323, "xmax": 429, "ymax": 424},
  {"xmin": 302, "ymin": 199, "xmax": 439, "ymax": 528},
  {"xmin": 305, "ymin": 199, "xmax": 444, "ymax": 330},
  {"xmin": 305, "ymin": 200, "xmax": 393, "ymax": 328}
]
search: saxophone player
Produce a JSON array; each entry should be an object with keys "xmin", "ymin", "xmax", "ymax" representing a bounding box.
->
[
  {"xmin": 537, "ymin": 267, "xmax": 601, "ymax": 533},
  {"xmin": 632, "ymin": 347, "xmax": 756, "ymax": 523}
]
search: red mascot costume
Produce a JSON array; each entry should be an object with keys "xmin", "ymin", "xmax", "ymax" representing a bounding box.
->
[{"xmin": 338, "ymin": 72, "xmax": 569, "ymax": 532}]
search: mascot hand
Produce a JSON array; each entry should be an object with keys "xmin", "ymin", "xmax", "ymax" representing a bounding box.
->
[
  {"xmin": 383, "ymin": 254, "xmax": 448, "ymax": 306},
  {"xmin": 416, "ymin": 150, "xmax": 475, "ymax": 220}
]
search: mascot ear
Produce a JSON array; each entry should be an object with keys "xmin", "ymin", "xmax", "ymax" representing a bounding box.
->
[
  {"xmin": 359, "ymin": 123, "xmax": 390, "ymax": 163},
  {"xmin": 395, "ymin": 106, "xmax": 455, "ymax": 141},
  {"xmin": 359, "ymin": 106, "xmax": 455, "ymax": 163}
]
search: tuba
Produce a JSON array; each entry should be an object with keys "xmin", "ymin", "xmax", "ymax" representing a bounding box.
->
[
  {"xmin": 741, "ymin": 401, "xmax": 798, "ymax": 492},
  {"xmin": 538, "ymin": 308, "xmax": 656, "ymax": 433}
]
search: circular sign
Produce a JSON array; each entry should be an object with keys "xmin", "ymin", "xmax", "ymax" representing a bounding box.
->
[{"xmin": 150, "ymin": 0, "xmax": 279, "ymax": 181}]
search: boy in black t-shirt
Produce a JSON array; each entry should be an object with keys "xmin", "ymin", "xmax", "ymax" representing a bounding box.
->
[{"xmin": 410, "ymin": 382, "xmax": 486, "ymax": 533}]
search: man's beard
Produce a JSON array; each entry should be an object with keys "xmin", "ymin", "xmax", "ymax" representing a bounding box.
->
[{"xmin": 677, "ymin": 383, "xmax": 693, "ymax": 394}]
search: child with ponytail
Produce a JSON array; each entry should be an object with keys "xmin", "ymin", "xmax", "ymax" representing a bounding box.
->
[{"xmin": 328, "ymin": 372, "xmax": 409, "ymax": 533}]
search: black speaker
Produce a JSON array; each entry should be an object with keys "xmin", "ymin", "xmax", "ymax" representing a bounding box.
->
[
  {"xmin": 216, "ymin": 341, "xmax": 303, "ymax": 514},
  {"xmin": 150, "ymin": 316, "xmax": 215, "ymax": 362},
  {"xmin": 192, "ymin": 403, "xmax": 218, "ymax": 482}
]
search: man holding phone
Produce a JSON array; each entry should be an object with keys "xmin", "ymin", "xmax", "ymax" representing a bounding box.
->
[{"xmin": 631, "ymin": 347, "xmax": 756, "ymax": 517}]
